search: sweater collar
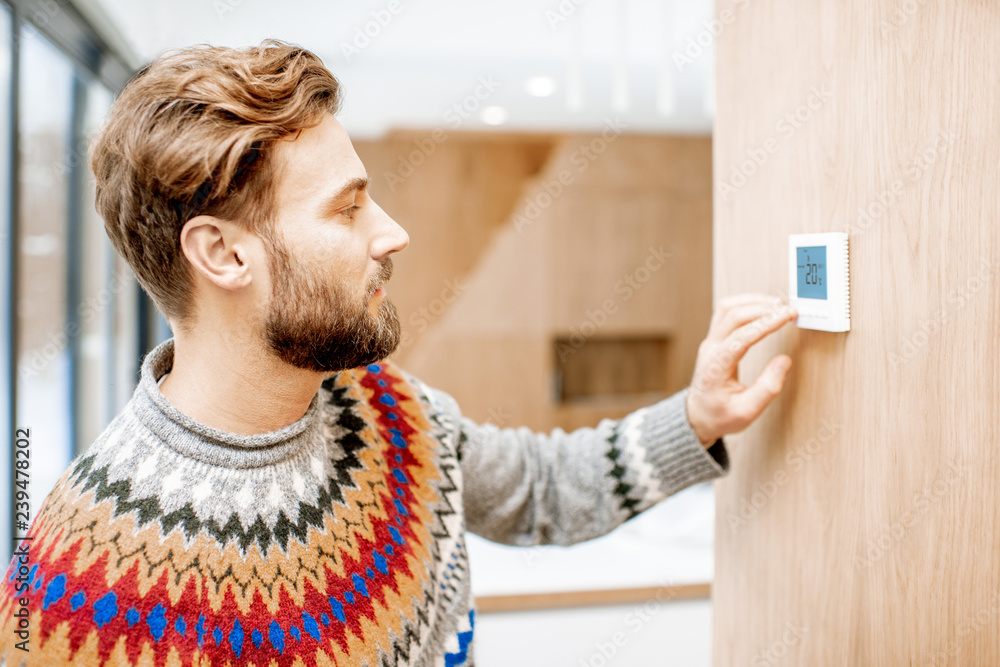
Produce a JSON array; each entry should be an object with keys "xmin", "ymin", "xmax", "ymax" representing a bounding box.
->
[{"xmin": 131, "ymin": 337, "xmax": 324, "ymax": 468}]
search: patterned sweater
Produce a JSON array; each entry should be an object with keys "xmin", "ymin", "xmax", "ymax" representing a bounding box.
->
[{"xmin": 1, "ymin": 338, "xmax": 729, "ymax": 666}]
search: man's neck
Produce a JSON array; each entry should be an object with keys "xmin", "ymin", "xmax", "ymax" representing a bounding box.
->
[{"xmin": 158, "ymin": 331, "xmax": 325, "ymax": 436}]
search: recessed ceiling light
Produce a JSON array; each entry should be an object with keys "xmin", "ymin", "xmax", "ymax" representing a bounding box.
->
[
  {"xmin": 480, "ymin": 106, "xmax": 509, "ymax": 126},
  {"xmin": 524, "ymin": 76, "xmax": 557, "ymax": 98}
]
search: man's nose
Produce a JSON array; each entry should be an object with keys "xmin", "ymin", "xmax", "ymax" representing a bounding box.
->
[{"xmin": 371, "ymin": 207, "xmax": 409, "ymax": 260}]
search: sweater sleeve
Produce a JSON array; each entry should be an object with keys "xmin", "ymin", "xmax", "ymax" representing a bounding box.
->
[{"xmin": 415, "ymin": 381, "xmax": 730, "ymax": 547}]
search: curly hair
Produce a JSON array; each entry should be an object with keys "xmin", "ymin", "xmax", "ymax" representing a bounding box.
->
[{"xmin": 89, "ymin": 39, "xmax": 342, "ymax": 324}]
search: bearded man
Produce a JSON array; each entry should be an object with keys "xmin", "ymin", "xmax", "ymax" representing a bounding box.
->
[{"xmin": 0, "ymin": 40, "xmax": 796, "ymax": 667}]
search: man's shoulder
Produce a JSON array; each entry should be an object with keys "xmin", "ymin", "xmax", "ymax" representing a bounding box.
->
[{"xmin": 39, "ymin": 410, "xmax": 149, "ymax": 502}]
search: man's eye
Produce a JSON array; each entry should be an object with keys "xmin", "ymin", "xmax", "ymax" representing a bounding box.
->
[{"xmin": 342, "ymin": 205, "xmax": 359, "ymax": 218}]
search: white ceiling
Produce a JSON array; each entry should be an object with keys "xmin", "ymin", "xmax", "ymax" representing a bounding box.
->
[{"xmin": 87, "ymin": 0, "xmax": 715, "ymax": 138}]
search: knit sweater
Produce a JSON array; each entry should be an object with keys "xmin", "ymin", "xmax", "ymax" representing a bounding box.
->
[{"xmin": 1, "ymin": 337, "xmax": 729, "ymax": 667}]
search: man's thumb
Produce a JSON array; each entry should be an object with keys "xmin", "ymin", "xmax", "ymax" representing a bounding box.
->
[{"xmin": 765, "ymin": 355, "xmax": 792, "ymax": 393}]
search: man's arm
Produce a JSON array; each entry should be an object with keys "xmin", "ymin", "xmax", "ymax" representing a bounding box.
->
[
  {"xmin": 407, "ymin": 292, "xmax": 797, "ymax": 547},
  {"xmin": 419, "ymin": 382, "xmax": 729, "ymax": 547}
]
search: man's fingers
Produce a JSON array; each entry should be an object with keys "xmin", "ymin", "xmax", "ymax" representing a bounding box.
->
[
  {"xmin": 729, "ymin": 354, "xmax": 793, "ymax": 426},
  {"xmin": 718, "ymin": 306, "xmax": 797, "ymax": 368},
  {"xmin": 707, "ymin": 301, "xmax": 791, "ymax": 344}
]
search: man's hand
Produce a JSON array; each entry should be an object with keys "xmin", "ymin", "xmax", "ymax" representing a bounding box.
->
[{"xmin": 685, "ymin": 293, "xmax": 798, "ymax": 446}]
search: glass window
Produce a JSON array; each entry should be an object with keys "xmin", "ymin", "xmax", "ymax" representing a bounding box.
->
[
  {"xmin": 113, "ymin": 260, "xmax": 140, "ymax": 415},
  {"xmin": 0, "ymin": 2, "xmax": 13, "ymax": 562},
  {"xmin": 77, "ymin": 79, "xmax": 115, "ymax": 446},
  {"xmin": 15, "ymin": 27, "xmax": 74, "ymax": 514}
]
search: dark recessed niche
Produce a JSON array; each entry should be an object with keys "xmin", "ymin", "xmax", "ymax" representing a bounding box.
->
[{"xmin": 553, "ymin": 336, "xmax": 672, "ymax": 403}]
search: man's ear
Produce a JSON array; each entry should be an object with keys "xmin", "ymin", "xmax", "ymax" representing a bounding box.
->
[{"xmin": 179, "ymin": 215, "xmax": 256, "ymax": 291}]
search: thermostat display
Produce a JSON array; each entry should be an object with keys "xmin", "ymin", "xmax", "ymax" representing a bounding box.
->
[
  {"xmin": 788, "ymin": 233, "xmax": 850, "ymax": 332},
  {"xmin": 796, "ymin": 246, "xmax": 828, "ymax": 300}
]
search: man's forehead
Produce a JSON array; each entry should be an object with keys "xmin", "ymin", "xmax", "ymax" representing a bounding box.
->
[{"xmin": 271, "ymin": 114, "xmax": 366, "ymax": 205}]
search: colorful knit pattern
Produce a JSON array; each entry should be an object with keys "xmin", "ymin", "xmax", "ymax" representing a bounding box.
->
[{"xmin": 0, "ymin": 351, "xmax": 472, "ymax": 666}]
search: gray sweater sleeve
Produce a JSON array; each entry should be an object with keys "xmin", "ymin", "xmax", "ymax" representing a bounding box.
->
[{"xmin": 417, "ymin": 382, "xmax": 730, "ymax": 547}]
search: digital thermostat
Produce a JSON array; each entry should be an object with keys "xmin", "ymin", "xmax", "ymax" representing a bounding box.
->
[{"xmin": 788, "ymin": 232, "xmax": 850, "ymax": 332}]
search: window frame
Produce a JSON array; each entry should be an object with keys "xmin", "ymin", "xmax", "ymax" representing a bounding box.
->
[{"xmin": 1, "ymin": 0, "xmax": 144, "ymax": 563}]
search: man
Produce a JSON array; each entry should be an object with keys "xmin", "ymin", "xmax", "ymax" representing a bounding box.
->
[{"xmin": 0, "ymin": 40, "xmax": 796, "ymax": 666}]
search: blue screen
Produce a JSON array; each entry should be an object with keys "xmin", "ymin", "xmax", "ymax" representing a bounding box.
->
[{"xmin": 796, "ymin": 246, "xmax": 827, "ymax": 300}]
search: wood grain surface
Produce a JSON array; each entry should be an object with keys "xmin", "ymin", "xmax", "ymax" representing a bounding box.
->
[
  {"xmin": 390, "ymin": 134, "xmax": 714, "ymax": 432},
  {"xmin": 713, "ymin": 1, "xmax": 1000, "ymax": 665}
]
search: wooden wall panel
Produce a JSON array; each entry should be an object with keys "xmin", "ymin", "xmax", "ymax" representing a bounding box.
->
[
  {"xmin": 713, "ymin": 1, "xmax": 1000, "ymax": 664},
  {"xmin": 401, "ymin": 134, "xmax": 713, "ymax": 432},
  {"xmin": 353, "ymin": 133, "xmax": 554, "ymax": 367}
]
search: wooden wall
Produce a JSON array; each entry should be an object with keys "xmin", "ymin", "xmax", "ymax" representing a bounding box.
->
[
  {"xmin": 713, "ymin": 1, "xmax": 1000, "ymax": 664},
  {"xmin": 354, "ymin": 132, "xmax": 554, "ymax": 366},
  {"xmin": 356, "ymin": 132, "xmax": 713, "ymax": 432}
]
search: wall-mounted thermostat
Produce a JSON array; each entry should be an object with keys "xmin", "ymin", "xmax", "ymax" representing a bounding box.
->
[{"xmin": 788, "ymin": 232, "xmax": 850, "ymax": 332}]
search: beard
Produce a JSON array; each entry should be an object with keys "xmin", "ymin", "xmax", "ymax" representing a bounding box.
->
[{"xmin": 261, "ymin": 238, "xmax": 401, "ymax": 373}]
